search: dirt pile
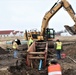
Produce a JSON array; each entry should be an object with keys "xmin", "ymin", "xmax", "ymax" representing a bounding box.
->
[
  {"xmin": 63, "ymin": 44, "xmax": 76, "ymax": 59},
  {"xmin": 61, "ymin": 43, "xmax": 76, "ymax": 75},
  {"xmin": 8, "ymin": 65, "xmax": 48, "ymax": 75},
  {"xmin": 0, "ymin": 47, "xmax": 9, "ymax": 54}
]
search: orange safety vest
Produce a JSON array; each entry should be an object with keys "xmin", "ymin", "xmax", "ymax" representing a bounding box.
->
[{"xmin": 48, "ymin": 64, "xmax": 62, "ymax": 75}]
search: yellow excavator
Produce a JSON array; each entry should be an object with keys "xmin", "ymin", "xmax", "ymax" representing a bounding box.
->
[
  {"xmin": 25, "ymin": 0, "xmax": 76, "ymax": 41},
  {"xmin": 26, "ymin": 0, "xmax": 76, "ymax": 67},
  {"xmin": 41, "ymin": 0, "xmax": 76, "ymax": 36}
]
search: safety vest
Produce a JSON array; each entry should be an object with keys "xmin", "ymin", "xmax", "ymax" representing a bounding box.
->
[
  {"xmin": 56, "ymin": 42, "xmax": 62, "ymax": 50},
  {"xmin": 28, "ymin": 38, "xmax": 33, "ymax": 46},
  {"xmin": 48, "ymin": 64, "xmax": 62, "ymax": 75},
  {"xmin": 13, "ymin": 42, "xmax": 18, "ymax": 49}
]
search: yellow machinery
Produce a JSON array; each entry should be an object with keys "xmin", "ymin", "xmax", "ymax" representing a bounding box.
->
[
  {"xmin": 25, "ymin": 0, "xmax": 76, "ymax": 42},
  {"xmin": 24, "ymin": 28, "xmax": 55, "ymax": 41},
  {"xmin": 24, "ymin": 29, "xmax": 40, "ymax": 40},
  {"xmin": 26, "ymin": 0, "xmax": 76, "ymax": 67},
  {"xmin": 41, "ymin": 0, "xmax": 76, "ymax": 35}
]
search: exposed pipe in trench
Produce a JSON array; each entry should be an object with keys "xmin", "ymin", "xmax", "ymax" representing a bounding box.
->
[{"xmin": 38, "ymin": 60, "xmax": 42, "ymax": 70}]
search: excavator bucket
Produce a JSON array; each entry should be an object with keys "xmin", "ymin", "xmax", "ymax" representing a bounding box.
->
[{"xmin": 64, "ymin": 24, "xmax": 76, "ymax": 35}]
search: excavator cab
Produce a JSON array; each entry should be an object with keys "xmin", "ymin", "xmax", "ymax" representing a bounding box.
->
[{"xmin": 44, "ymin": 28, "xmax": 55, "ymax": 40}]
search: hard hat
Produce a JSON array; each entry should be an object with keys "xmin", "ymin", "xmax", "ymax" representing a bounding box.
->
[
  {"xmin": 15, "ymin": 39, "xmax": 17, "ymax": 41},
  {"xmin": 49, "ymin": 59, "xmax": 57, "ymax": 65},
  {"xmin": 56, "ymin": 39, "xmax": 59, "ymax": 41},
  {"xmin": 56, "ymin": 39, "xmax": 60, "ymax": 42}
]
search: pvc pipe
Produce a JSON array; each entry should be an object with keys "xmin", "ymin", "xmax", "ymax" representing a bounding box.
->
[{"xmin": 38, "ymin": 60, "xmax": 42, "ymax": 70}]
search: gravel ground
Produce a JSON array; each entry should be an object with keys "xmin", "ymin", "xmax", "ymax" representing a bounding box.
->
[{"xmin": 0, "ymin": 36, "xmax": 76, "ymax": 75}]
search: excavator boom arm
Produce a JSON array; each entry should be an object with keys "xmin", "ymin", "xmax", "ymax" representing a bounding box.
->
[
  {"xmin": 41, "ymin": 0, "xmax": 76, "ymax": 35},
  {"xmin": 62, "ymin": 0, "xmax": 76, "ymax": 22},
  {"xmin": 41, "ymin": 1, "xmax": 63, "ymax": 36}
]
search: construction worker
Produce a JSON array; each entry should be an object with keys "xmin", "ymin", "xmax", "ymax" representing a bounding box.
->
[
  {"xmin": 12, "ymin": 40, "xmax": 18, "ymax": 58},
  {"xmin": 48, "ymin": 59, "xmax": 62, "ymax": 75},
  {"xmin": 54, "ymin": 39, "xmax": 63, "ymax": 59},
  {"xmin": 28, "ymin": 37, "xmax": 34, "ymax": 47}
]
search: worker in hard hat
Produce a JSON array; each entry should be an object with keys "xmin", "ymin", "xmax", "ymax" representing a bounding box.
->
[
  {"xmin": 54, "ymin": 39, "xmax": 63, "ymax": 59},
  {"xmin": 12, "ymin": 40, "xmax": 18, "ymax": 58},
  {"xmin": 28, "ymin": 37, "xmax": 34, "ymax": 47},
  {"xmin": 48, "ymin": 59, "xmax": 62, "ymax": 75}
]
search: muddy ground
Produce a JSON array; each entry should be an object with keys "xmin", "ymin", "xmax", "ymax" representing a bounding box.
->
[{"xmin": 0, "ymin": 36, "xmax": 76, "ymax": 75}]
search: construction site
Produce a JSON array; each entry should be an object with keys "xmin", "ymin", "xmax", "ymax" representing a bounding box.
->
[
  {"xmin": 0, "ymin": 0, "xmax": 76, "ymax": 75},
  {"xmin": 0, "ymin": 36, "xmax": 76, "ymax": 75}
]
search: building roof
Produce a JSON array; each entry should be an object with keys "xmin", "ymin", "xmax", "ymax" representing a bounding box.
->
[
  {"xmin": 20, "ymin": 31, "xmax": 23, "ymax": 33},
  {"xmin": 13, "ymin": 31, "xmax": 19, "ymax": 35},
  {"xmin": 0, "ymin": 30, "xmax": 14, "ymax": 34}
]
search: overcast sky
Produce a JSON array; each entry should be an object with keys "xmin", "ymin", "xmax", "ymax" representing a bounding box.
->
[{"xmin": 0, "ymin": 0, "xmax": 76, "ymax": 32}]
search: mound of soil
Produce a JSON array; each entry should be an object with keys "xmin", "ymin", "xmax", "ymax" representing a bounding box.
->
[{"xmin": 0, "ymin": 47, "xmax": 9, "ymax": 54}]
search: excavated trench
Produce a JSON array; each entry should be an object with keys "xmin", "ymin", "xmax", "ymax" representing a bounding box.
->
[{"xmin": 0, "ymin": 41, "xmax": 76, "ymax": 75}]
